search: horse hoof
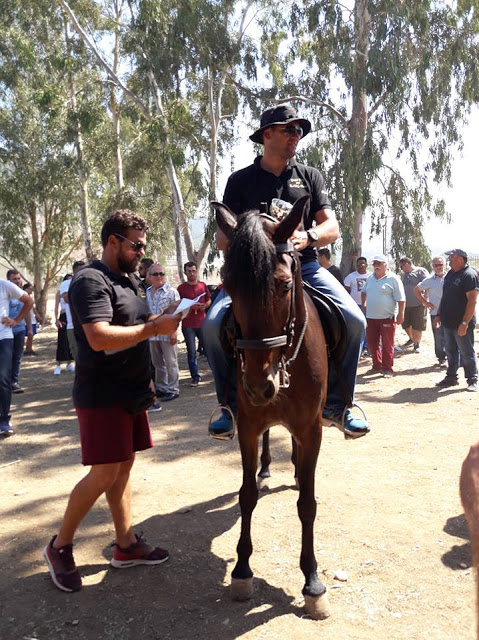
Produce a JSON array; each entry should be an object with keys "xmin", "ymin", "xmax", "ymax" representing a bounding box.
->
[
  {"xmin": 304, "ymin": 592, "xmax": 331, "ymax": 620},
  {"xmin": 231, "ymin": 577, "xmax": 254, "ymax": 601},
  {"xmin": 257, "ymin": 476, "xmax": 270, "ymax": 491}
]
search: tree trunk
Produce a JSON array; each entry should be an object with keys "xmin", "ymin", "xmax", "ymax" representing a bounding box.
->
[
  {"xmin": 340, "ymin": 0, "xmax": 370, "ymax": 275},
  {"xmin": 148, "ymin": 71, "xmax": 195, "ymax": 280},
  {"xmin": 64, "ymin": 17, "xmax": 93, "ymax": 261},
  {"xmin": 194, "ymin": 67, "xmax": 224, "ymax": 274},
  {"xmin": 27, "ymin": 201, "xmax": 45, "ymax": 317},
  {"xmin": 112, "ymin": 5, "xmax": 124, "ymax": 197}
]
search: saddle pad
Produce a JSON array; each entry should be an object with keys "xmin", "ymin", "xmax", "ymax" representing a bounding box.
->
[{"xmin": 302, "ymin": 280, "xmax": 348, "ymax": 361}]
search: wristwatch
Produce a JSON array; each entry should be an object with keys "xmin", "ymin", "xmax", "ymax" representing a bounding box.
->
[
  {"xmin": 307, "ymin": 229, "xmax": 319, "ymax": 246},
  {"xmin": 461, "ymin": 321, "xmax": 469, "ymax": 326}
]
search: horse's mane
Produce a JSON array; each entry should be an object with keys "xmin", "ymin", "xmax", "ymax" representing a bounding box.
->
[{"xmin": 223, "ymin": 211, "xmax": 276, "ymax": 308}]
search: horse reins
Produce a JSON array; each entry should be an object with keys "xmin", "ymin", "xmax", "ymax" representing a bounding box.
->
[{"xmin": 234, "ymin": 232, "xmax": 308, "ymax": 389}]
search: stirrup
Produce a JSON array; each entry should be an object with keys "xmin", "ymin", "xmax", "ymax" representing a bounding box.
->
[
  {"xmin": 341, "ymin": 403, "xmax": 369, "ymax": 440},
  {"xmin": 208, "ymin": 405, "xmax": 237, "ymax": 441}
]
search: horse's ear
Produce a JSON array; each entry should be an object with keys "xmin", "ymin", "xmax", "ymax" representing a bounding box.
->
[
  {"xmin": 273, "ymin": 195, "xmax": 309, "ymax": 244},
  {"xmin": 211, "ymin": 201, "xmax": 237, "ymax": 239}
]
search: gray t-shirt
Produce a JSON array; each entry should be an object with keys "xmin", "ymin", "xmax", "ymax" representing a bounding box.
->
[{"xmin": 401, "ymin": 267, "xmax": 428, "ymax": 307}]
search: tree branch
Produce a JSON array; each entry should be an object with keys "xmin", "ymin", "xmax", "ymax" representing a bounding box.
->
[
  {"xmin": 56, "ymin": 0, "xmax": 152, "ymax": 120},
  {"xmin": 271, "ymin": 95, "xmax": 349, "ymax": 127}
]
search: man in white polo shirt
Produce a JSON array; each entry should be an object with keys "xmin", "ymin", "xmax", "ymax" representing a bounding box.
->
[
  {"xmin": 0, "ymin": 278, "xmax": 33, "ymax": 436},
  {"xmin": 361, "ymin": 255, "xmax": 406, "ymax": 377}
]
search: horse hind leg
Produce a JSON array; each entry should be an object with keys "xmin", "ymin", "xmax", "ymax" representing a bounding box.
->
[{"xmin": 257, "ymin": 429, "xmax": 271, "ymax": 491}]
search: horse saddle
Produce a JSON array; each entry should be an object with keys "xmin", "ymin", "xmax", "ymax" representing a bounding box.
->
[{"xmin": 220, "ymin": 281, "xmax": 348, "ymax": 363}]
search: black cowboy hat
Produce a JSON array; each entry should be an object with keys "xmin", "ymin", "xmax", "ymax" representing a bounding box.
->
[{"xmin": 249, "ymin": 105, "xmax": 312, "ymax": 144}]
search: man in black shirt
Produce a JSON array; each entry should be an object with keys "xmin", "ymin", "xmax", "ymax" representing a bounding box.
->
[
  {"xmin": 43, "ymin": 210, "xmax": 182, "ymax": 593},
  {"xmin": 434, "ymin": 249, "xmax": 478, "ymax": 392},
  {"xmin": 203, "ymin": 105, "xmax": 369, "ymax": 439},
  {"xmin": 137, "ymin": 257, "xmax": 154, "ymax": 298},
  {"xmin": 317, "ymin": 248, "xmax": 344, "ymax": 285}
]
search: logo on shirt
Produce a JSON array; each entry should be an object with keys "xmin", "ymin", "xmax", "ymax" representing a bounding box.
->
[{"xmin": 289, "ymin": 178, "xmax": 306, "ymax": 189}]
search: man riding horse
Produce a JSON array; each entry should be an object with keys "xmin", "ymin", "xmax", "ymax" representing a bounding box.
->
[{"xmin": 203, "ymin": 104, "xmax": 370, "ymax": 439}]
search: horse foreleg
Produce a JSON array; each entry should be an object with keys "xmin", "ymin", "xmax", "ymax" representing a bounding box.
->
[
  {"xmin": 296, "ymin": 426, "xmax": 330, "ymax": 620},
  {"xmin": 231, "ymin": 428, "xmax": 259, "ymax": 601},
  {"xmin": 257, "ymin": 429, "xmax": 271, "ymax": 490},
  {"xmin": 291, "ymin": 436, "xmax": 299, "ymax": 489}
]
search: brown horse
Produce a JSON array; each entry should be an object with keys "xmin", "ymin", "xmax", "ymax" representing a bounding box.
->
[
  {"xmin": 213, "ymin": 195, "xmax": 330, "ymax": 619},
  {"xmin": 460, "ymin": 441, "xmax": 479, "ymax": 637}
]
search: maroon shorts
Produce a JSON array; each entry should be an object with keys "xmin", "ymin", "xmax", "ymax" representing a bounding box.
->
[{"xmin": 76, "ymin": 407, "xmax": 154, "ymax": 466}]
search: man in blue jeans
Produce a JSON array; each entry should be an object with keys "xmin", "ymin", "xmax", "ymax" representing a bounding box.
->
[
  {"xmin": 434, "ymin": 249, "xmax": 479, "ymax": 392},
  {"xmin": 177, "ymin": 262, "xmax": 211, "ymax": 386},
  {"xmin": 0, "ymin": 277, "xmax": 33, "ymax": 436},
  {"xmin": 203, "ymin": 105, "xmax": 369, "ymax": 439},
  {"xmin": 8, "ymin": 269, "xmax": 32, "ymax": 393}
]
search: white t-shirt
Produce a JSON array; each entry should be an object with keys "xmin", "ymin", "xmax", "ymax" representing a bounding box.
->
[
  {"xmin": 344, "ymin": 270, "xmax": 372, "ymax": 304},
  {"xmin": 0, "ymin": 280, "xmax": 24, "ymax": 340},
  {"xmin": 59, "ymin": 279, "xmax": 73, "ymax": 329}
]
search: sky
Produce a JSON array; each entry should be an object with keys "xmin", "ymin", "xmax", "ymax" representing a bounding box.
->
[{"xmin": 422, "ymin": 108, "xmax": 479, "ymax": 257}]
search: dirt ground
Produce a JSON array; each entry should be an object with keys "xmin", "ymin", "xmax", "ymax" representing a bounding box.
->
[{"xmin": 0, "ymin": 325, "xmax": 478, "ymax": 639}]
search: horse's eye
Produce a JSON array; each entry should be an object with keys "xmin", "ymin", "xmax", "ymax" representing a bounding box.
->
[{"xmin": 284, "ymin": 281, "xmax": 293, "ymax": 292}]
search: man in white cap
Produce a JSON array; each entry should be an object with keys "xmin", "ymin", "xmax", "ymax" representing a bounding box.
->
[
  {"xmin": 434, "ymin": 249, "xmax": 478, "ymax": 392},
  {"xmin": 203, "ymin": 104, "xmax": 369, "ymax": 439},
  {"xmin": 361, "ymin": 255, "xmax": 406, "ymax": 377}
]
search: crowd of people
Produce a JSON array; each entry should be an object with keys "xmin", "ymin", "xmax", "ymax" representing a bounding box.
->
[{"xmin": 0, "ymin": 105, "xmax": 477, "ymax": 595}]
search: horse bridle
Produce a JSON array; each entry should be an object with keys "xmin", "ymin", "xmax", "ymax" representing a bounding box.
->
[{"xmin": 234, "ymin": 228, "xmax": 309, "ymax": 389}]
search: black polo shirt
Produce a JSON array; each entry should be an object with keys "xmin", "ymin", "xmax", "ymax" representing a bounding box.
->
[
  {"xmin": 441, "ymin": 265, "xmax": 479, "ymax": 329},
  {"xmin": 223, "ymin": 157, "xmax": 331, "ymax": 263},
  {"xmin": 69, "ymin": 260, "xmax": 152, "ymax": 409}
]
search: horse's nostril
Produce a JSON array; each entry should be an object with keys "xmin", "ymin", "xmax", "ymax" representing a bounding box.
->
[
  {"xmin": 243, "ymin": 378, "xmax": 277, "ymax": 405},
  {"xmin": 263, "ymin": 381, "xmax": 275, "ymax": 399}
]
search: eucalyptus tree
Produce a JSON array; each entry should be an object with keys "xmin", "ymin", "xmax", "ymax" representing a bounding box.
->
[
  {"xmin": 0, "ymin": 0, "xmax": 96, "ymax": 316},
  {"xmin": 58, "ymin": 0, "xmax": 267, "ymax": 276},
  {"xmin": 256, "ymin": 0, "xmax": 479, "ymax": 270},
  {"xmin": 128, "ymin": 0, "xmax": 263, "ymax": 269},
  {"xmin": 58, "ymin": 0, "xmax": 200, "ymax": 275},
  {"xmin": 0, "ymin": 78, "xmax": 84, "ymax": 318}
]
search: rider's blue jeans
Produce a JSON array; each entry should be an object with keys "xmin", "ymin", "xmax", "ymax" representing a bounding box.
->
[{"xmin": 203, "ymin": 262, "xmax": 366, "ymax": 415}]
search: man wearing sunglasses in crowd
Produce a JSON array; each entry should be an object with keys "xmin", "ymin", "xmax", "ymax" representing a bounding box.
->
[
  {"xmin": 146, "ymin": 263, "xmax": 180, "ymax": 402},
  {"xmin": 203, "ymin": 105, "xmax": 369, "ymax": 439}
]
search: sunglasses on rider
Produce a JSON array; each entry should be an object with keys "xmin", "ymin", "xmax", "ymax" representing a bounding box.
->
[
  {"xmin": 114, "ymin": 233, "xmax": 147, "ymax": 252},
  {"xmin": 277, "ymin": 124, "xmax": 303, "ymax": 138},
  {"xmin": 149, "ymin": 272, "xmax": 166, "ymax": 277}
]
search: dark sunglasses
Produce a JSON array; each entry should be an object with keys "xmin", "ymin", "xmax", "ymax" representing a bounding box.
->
[
  {"xmin": 432, "ymin": 263, "xmax": 443, "ymax": 267},
  {"xmin": 277, "ymin": 124, "xmax": 303, "ymax": 137},
  {"xmin": 114, "ymin": 233, "xmax": 147, "ymax": 252},
  {"xmin": 150, "ymin": 272, "xmax": 166, "ymax": 277}
]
